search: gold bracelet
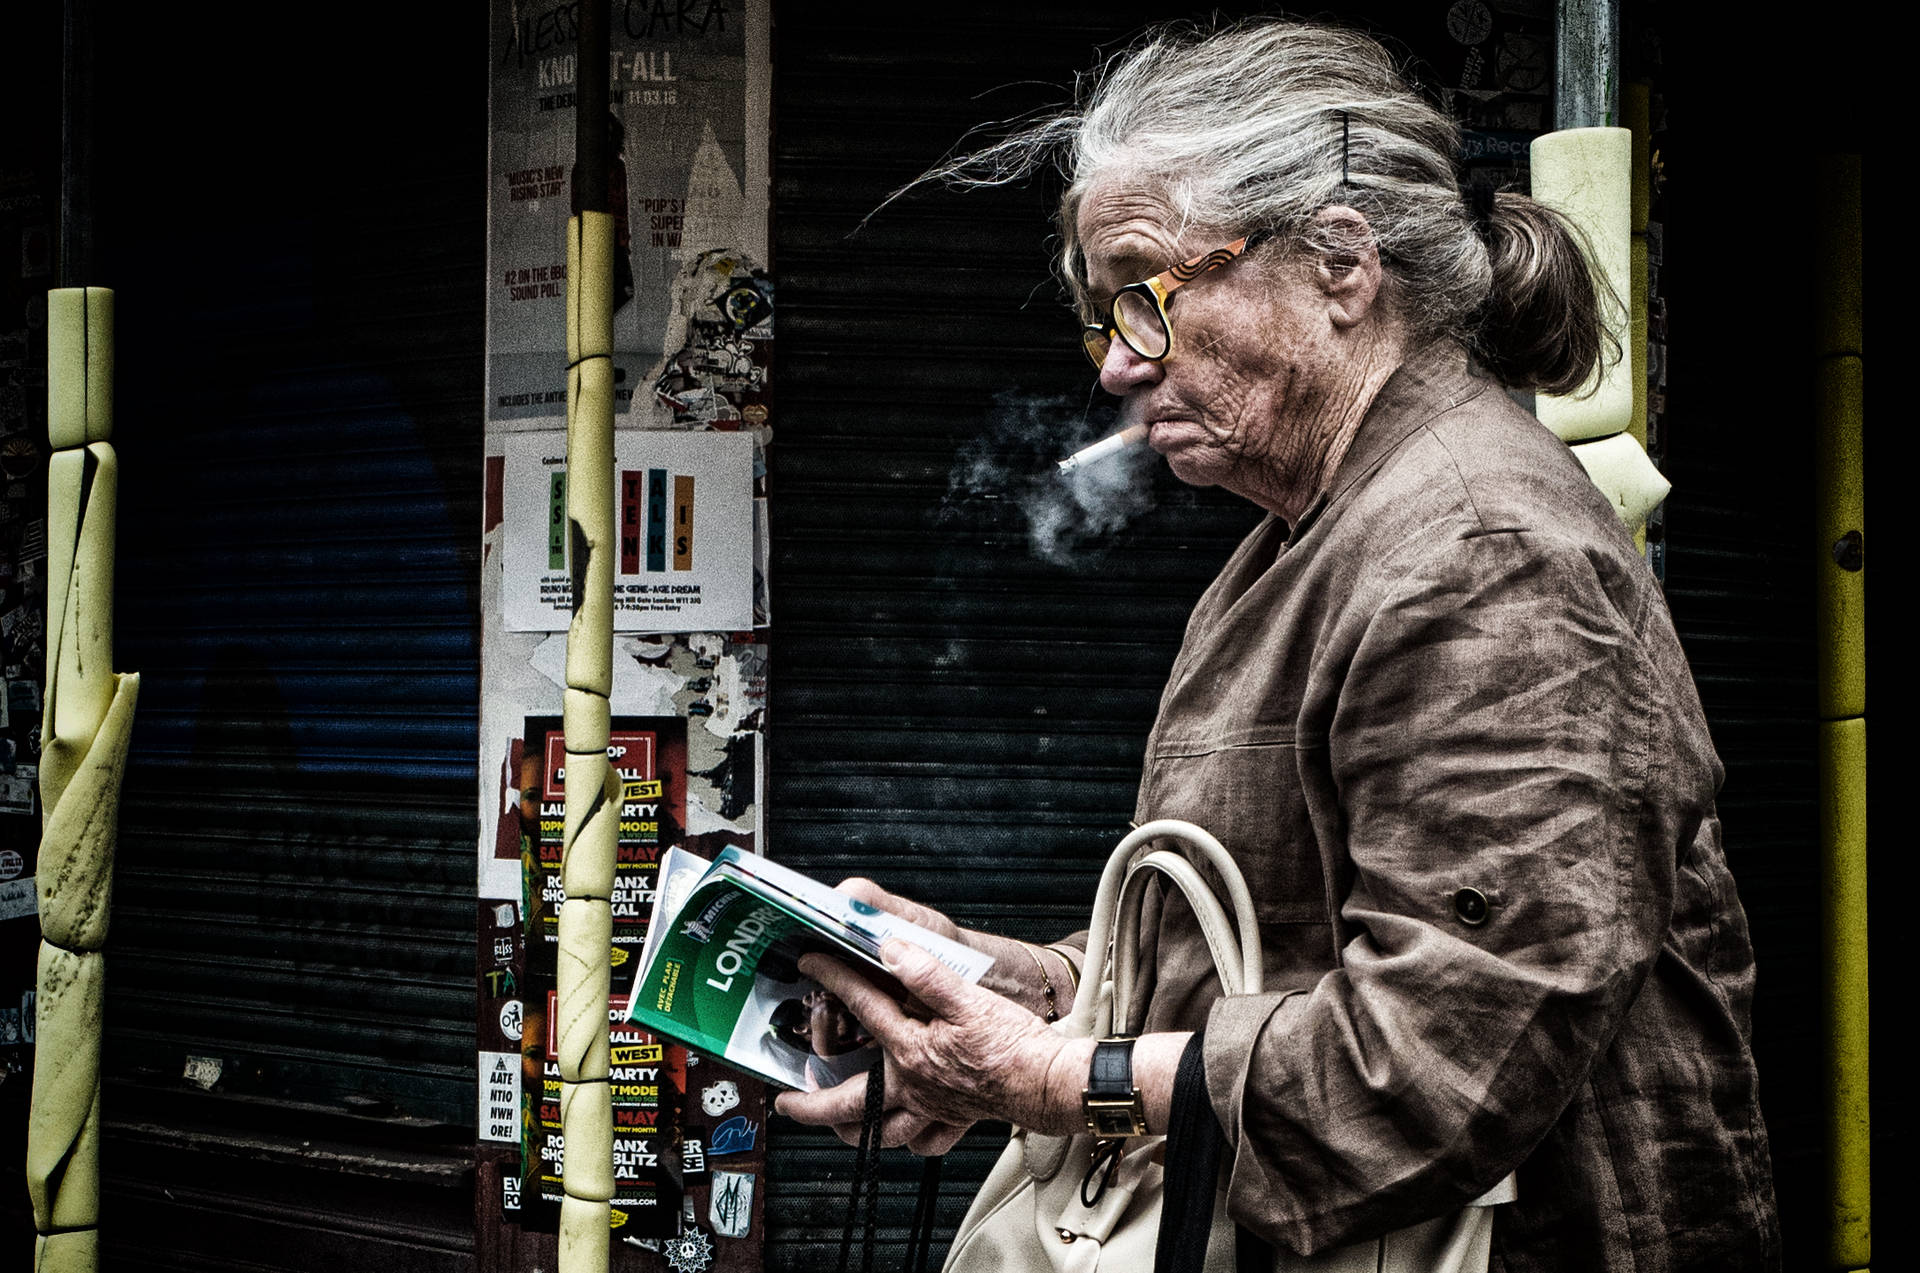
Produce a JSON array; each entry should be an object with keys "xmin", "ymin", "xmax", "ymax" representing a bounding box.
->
[
  {"xmin": 1019, "ymin": 942, "xmax": 1059, "ymax": 1023},
  {"xmin": 1043, "ymin": 943, "xmax": 1083, "ymax": 994}
]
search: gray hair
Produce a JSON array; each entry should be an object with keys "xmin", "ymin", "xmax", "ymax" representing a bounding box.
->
[{"xmin": 917, "ymin": 18, "xmax": 1610, "ymax": 395}]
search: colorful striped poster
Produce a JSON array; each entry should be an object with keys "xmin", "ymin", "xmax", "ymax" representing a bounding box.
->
[{"xmin": 500, "ymin": 429, "xmax": 753, "ymax": 633}]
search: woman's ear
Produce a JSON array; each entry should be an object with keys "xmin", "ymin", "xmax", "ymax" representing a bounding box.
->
[{"xmin": 1312, "ymin": 205, "xmax": 1384, "ymax": 329}]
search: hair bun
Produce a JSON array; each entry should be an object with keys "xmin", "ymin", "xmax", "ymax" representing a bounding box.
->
[{"xmin": 1471, "ymin": 192, "xmax": 1618, "ymax": 396}]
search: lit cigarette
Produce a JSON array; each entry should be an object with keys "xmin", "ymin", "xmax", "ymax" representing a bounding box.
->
[{"xmin": 1056, "ymin": 423, "xmax": 1149, "ymax": 473}]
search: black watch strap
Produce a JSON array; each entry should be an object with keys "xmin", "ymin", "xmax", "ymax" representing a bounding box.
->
[
  {"xmin": 1088, "ymin": 1038, "xmax": 1136, "ymax": 1096},
  {"xmin": 1083, "ymin": 1037, "xmax": 1148, "ymax": 1137}
]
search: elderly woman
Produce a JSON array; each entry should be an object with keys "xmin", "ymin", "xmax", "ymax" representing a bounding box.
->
[{"xmin": 776, "ymin": 20, "xmax": 1779, "ymax": 1271}]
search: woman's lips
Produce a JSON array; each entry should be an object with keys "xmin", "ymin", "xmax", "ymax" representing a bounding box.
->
[{"xmin": 1146, "ymin": 420, "xmax": 1194, "ymax": 451}]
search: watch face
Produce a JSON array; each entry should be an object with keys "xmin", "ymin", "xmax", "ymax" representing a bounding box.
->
[{"xmin": 1086, "ymin": 1097, "xmax": 1148, "ymax": 1138}]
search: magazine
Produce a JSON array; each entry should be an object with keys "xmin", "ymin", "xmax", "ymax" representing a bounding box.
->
[{"xmin": 623, "ymin": 845, "xmax": 996, "ymax": 1091}]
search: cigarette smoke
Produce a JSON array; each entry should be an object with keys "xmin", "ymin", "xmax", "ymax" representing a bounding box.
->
[{"xmin": 944, "ymin": 393, "xmax": 1160, "ymax": 568}]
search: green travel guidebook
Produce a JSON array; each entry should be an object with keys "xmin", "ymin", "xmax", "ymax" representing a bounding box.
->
[{"xmin": 623, "ymin": 845, "xmax": 996, "ymax": 1091}]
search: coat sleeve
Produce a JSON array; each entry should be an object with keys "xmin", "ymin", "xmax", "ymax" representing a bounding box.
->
[{"xmin": 1200, "ymin": 527, "xmax": 1683, "ymax": 1255}]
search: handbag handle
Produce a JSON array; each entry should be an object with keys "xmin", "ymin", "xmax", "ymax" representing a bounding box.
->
[
  {"xmin": 1067, "ymin": 819, "xmax": 1265, "ymax": 1039},
  {"xmin": 1026, "ymin": 819, "xmax": 1264, "ymax": 1186},
  {"xmin": 1111, "ymin": 848, "xmax": 1263, "ymax": 1036}
]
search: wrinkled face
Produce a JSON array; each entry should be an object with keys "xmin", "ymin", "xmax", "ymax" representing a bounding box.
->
[{"xmin": 1076, "ymin": 178, "xmax": 1336, "ymax": 504}]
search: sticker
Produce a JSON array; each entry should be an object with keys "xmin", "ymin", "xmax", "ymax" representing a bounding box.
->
[
  {"xmin": 502, "ymin": 1173, "xmax": 521, "ymax": 1212},
  {"xmin": 0, "ymin": 877, "xmax": 35, "ymax": 922},
  {"xmin": 498, "ymin": 998, "xmax": 524, "ymax": 1042},
  {"xmin": 492, "ymin": 902, "xmax": 517, "ymax": 927},
  {"xmin": 0, "ymin": 776, "xmax": 32, "ymax": 815},
  {"xmin": 681, "ymin": 1136, "xmax": 709, "ymax": 1188},
  {"xmin": 700, "ymin": 1080, "xmax": 740, "ymax": 1116},
  {"xmin": 662, "ymin": 1228, "xmax": 715, "ymax": 1273},
  {"xmin": 709, "ymin": 1170, "xmax": 753, "ymax": 1237},
  {"xmin": 20, "ymin": 990, "xmax": 33, "ymax": 1044},
  {"xmin": 610, "ymin": 1041, "xmax": 663, "ymax": 1067},
  {"xmin": 709, "ymin": 1115, "xmax": 758, "ymax": 1156},
  {"xmin": 0, "ymin": 1007, "xmax": 19, "ymax": 1045},
  {"xmin": 183, "ymin": 1055, "xmax": 224, "ymax": 1090},
  {"xmin": 480, "ymin": 1050, "xmax": 521, "ymax": 1143}
]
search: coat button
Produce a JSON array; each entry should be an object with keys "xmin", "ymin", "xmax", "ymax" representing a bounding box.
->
[{"xmin": 1453, "ymin": 888, "xmax": 1490, "ymax": 926}]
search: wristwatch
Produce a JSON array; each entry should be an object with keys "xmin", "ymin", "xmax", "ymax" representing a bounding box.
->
[{"xmin": 1082, "ymin": 1037, "xmax": 1149, "ymax": 1137}]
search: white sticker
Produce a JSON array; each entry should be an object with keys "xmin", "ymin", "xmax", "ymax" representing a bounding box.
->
[
  {"xmin": 0, "ymin": 849, "xmax": 22, "ymax": 881},
  {"xmin": 499, "ymin": 998, "xmax": 524, "ymax": 1042},
  {"xmin": 479, "ymin": 1050, "xmax": 521, "ymax": 1143},
  {"xmin": 183, "ymin": 1055, "xmax": 223, "ymax": 1090},
  {"xmin": 709, "ymin": 1170, "xmax": 754, "ymax": 1238},
  {"xmin": 700, "ymin": 1080, "xmax": 740, "ymax": 1116},
  {"xmin": 0, "ymin": 877, "xmax": 35, "ymax": 922}
]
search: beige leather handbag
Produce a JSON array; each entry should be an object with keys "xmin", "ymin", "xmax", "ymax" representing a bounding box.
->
[{"xmin": 942, "ymin": 819, "xmax": 1515, "ymax": 1273}]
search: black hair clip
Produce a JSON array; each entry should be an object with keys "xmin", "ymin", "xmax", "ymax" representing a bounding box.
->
[{"xmin": 1465, "ymin": 179, "xmax": 1496, "ymax": 237}]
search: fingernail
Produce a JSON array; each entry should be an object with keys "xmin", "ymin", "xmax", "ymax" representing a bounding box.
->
[{"xmin": 880, "ymin": 939, "xmax": 907, "ymax": 970}]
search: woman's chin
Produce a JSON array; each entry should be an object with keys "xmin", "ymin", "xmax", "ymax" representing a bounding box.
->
[{"xmin": 1163, "ymin": 448, "xmax": 1226, "ymax": 489}]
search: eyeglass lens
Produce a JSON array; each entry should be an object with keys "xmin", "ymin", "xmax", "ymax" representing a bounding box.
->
[{"xmin": 1112, "ymin": 290, "xmax": 1169, "ymax": 359}]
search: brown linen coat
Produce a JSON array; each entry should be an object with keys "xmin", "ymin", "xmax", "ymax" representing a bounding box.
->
[{"xmin": 1113, "ymin": 343, "xmax": 1780, "ymax": 1270}]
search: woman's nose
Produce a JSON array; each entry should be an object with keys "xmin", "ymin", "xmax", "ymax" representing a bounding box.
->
[{"xmin": 1099, "ymin": 337, "xmax": 1163, "ymax": 396}]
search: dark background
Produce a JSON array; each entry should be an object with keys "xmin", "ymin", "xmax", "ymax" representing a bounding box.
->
[{"xmin": 0, "ymin": 3, "xmax": 1873, "ymax": 1269}]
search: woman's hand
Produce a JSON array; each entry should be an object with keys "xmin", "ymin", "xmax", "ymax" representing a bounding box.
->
[
  {"xmin": 836, "ymin": 877, "xmax": 1080, "ymax": 1019},
  {"xmin": 773, "ymin": 939, "xmax": 1086, "ymax": 1154},
  {"xmin": 835, "ymin": 877, "xmax": 964, "ymax": 943}
]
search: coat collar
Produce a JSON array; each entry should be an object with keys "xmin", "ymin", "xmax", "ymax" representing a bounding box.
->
[{"xmin": 1282, "ymin": 341, "xmax": 1489, "ymax": 548}]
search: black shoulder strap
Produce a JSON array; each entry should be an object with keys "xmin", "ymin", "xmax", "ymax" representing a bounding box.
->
[{"xmin": 1156, "ymin": 1032, "xmax": 1225, "ymax": 1273}]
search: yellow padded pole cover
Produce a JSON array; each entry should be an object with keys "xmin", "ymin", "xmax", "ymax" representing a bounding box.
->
[
  {"xmin": 1531, "ymin": 127, "xmax": 1633, "ymax": 443},
  {"xmin": 556, "ymin": 898, "xmax": 613, "ymax": 1082},
  {"xmin": 46, "ymin": 288, "xmax": 114, "ymax": 449},
  {"xmin": 46, "ymin": 445, "xmax": 118, "ymax": 786},
  {"xmin": 1815, "ymin": 356, "xmax": 1865, "ymax": 721},
  {"xmin": 568, "ymin": 212, "xmax": 616, "ymax": 365},
  {"xmin": 560, "ymin": 1078, "xmax": 616, "ymax": 1201},
  {"xmin": 560, "ymin": 1196, "xmax": 611, "ymax": 1269},
  {"xmin": 1568, "ymin": 431, "xmax": 1669, "ymax": 532},
  {"xmin": 26, "ymin": 946, "xmax": 104, "ymax": 1228},
  {"xmin": 35, "ymin": 1230, "xmax": 98, "ymax": 1273},
  {"xmin": 563, "ymin": 685, "xmax": 611, "ymax": 753},
  {"xmin": 37, "ymin": 673, "xmax": 140, "ymax": 951},
  {"xmin": 1820, "ymin": 716, "xmax": 1869, "ymax": 1267},
  {"xmin": 561, "ymin": 748, "xmax": 618, "ymax": 900}
]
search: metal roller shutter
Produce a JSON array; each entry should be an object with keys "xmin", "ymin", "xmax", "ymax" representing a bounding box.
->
[{"xmin": 66, "ymin": 12, "xmax": 487, "ymax": 1270}]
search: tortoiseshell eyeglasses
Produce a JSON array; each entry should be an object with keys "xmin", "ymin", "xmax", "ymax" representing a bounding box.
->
[{"xmin": 1080, "ymin": 230, "xmax": 1271, "ymax": 369}]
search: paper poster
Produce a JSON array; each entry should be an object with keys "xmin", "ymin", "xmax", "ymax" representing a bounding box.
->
[
  {"xmin": 487, "ymin": 2, "xmax": 766, "ymax": 422},
  {"xmin": 501, "ymin": 430, "xmax": 753, "ymax": 633},
  {"xmin": 480, "ymin": 1050, "xmax": 522, "ymax": 1145},
  {"xmin": 519, "ymin": 714, "xmax": 688, "ymax": 963},
  {"xmin": 524, "ymin": 993, "xmax": 685, "ymax": 1236}
]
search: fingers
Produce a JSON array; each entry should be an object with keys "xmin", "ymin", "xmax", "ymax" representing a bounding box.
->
[
  {"xmin": 877, "ymin": 939, "xmax": 977, "ymax": 1019},
  {"xmin": 907, "ymin": 1120, "xmax": 970, "ymax": 1157},
  {"xmin": 835, "ymin": 877, "xmax": 960, "ymax": 940},
  {"xmin": 773, "ymin": 1072, "xmax": 869, "ymax": 1129}
]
